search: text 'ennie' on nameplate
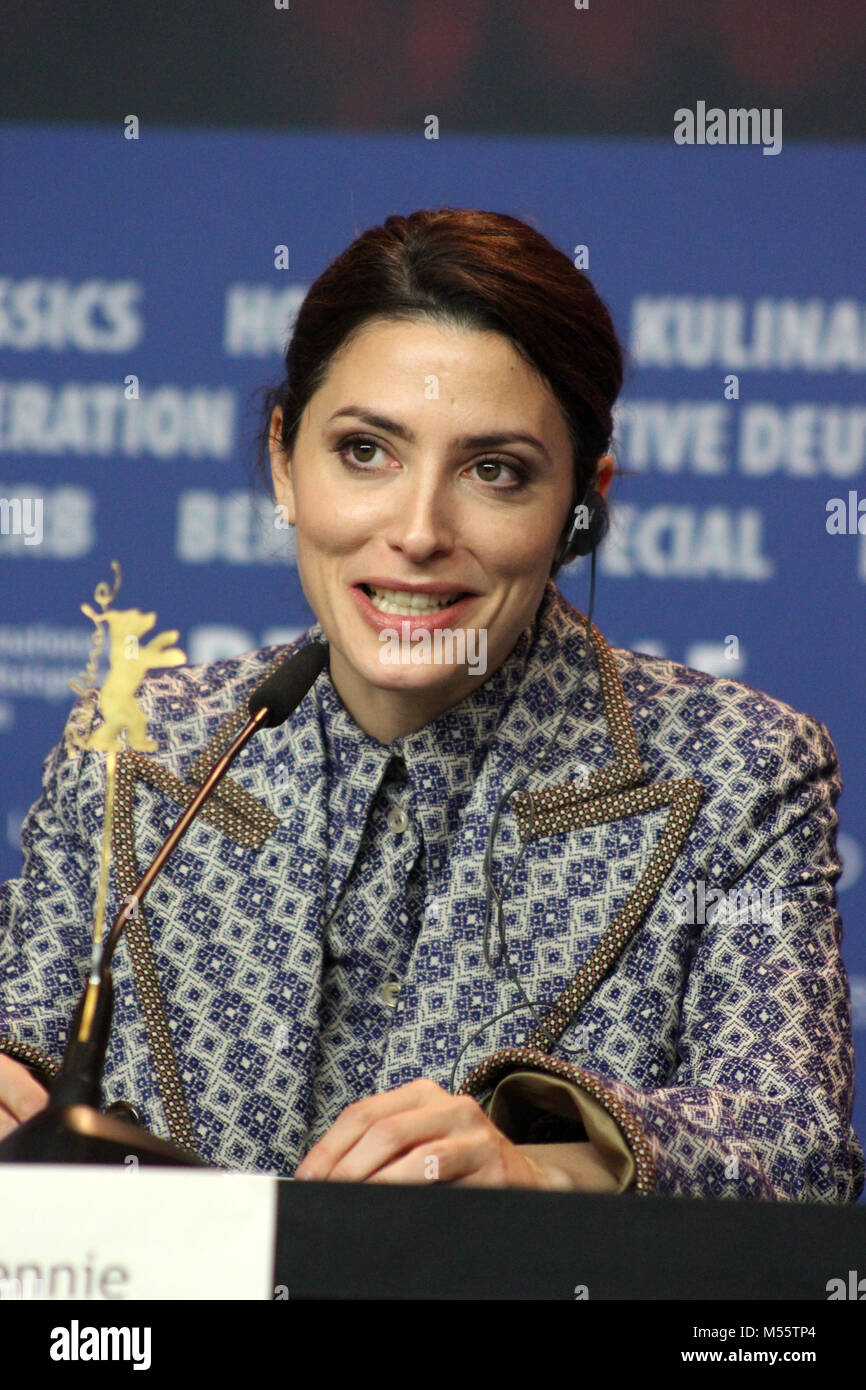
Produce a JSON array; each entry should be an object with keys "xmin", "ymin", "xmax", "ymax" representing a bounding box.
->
[{"xmin": 0, "ymin": 1165, "xmax": 278, "ymax": 1300}]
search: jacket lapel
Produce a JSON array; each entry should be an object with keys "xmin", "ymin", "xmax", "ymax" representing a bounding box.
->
[
  {"xmin": 501, "ymin": 600, "xmax": 706, "ymax": 1054},
  {"xmin": 109, "ymin": 643, "xmax": 332, "ymax": 1162}
]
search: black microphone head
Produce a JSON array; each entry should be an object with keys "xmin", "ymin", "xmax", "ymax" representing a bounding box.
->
[{"xmin": 248, "ymin": 640, "xmax": 329, "ymax": 728}]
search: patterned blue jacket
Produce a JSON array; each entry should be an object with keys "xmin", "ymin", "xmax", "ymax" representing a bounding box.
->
[{"xmin": 0, "ymin": 581, "xmax": 862, "ymax": 1200}]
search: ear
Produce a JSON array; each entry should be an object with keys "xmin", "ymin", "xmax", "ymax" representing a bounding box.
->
[
  {"xmin": 268, "ymin": 405, "xmax": 295, "ymax": 525},
  {"xmin": 595, "ymin": 454, "xmax": 616, "ymax": 500}
]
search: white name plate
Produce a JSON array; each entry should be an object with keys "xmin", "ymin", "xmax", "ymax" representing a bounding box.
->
[{"xmin": 0, "ymin": 1165, "xmax": 278, "ymax": 1300}]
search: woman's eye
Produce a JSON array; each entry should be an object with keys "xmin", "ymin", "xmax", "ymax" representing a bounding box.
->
[
  {"xmin": 336, "ymin": 435, "xmax": 384, "ymax": 469},
  {"xmin": 470, "ymin": 457, "xmax": 523, "ymax": 487}
]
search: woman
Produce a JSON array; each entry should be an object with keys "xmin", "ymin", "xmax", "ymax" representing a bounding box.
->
[{"xmin": 0, "ymin": 208, "xmax": 862, "ymax": 1200}]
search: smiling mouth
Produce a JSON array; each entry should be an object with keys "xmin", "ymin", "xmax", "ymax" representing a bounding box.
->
[{"xmin": 358, "ymin": 583, "xmax": 472, "ymax": 615}]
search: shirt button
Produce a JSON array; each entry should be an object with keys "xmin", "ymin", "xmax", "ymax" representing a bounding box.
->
[
  {"xmin": 387, "ymin": 807, "xmax": 409, "ymax": 833},
  {"xmin": 380, "ymin": 981, "xmax": 402, "ymax": 1007}
]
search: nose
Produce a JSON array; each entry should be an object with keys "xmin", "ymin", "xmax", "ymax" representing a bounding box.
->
[{"xmin": 382, "ymin": 475, "xmax": 456, "ymax": 563}]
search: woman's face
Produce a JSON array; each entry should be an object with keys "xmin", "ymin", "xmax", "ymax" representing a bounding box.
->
[{"xmin": 269, "ymin": 316, "xmax": 612, "ymax": 742}]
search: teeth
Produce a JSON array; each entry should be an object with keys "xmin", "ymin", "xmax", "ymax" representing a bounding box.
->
[{"xmin": 365, "ymin": 585, "xmax": 463, "ymax": 615}]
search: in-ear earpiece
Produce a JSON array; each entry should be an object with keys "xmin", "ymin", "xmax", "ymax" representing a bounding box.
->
[{"xmin": 554, "ymin": 485, "xmax": 609, "ymax": 569}]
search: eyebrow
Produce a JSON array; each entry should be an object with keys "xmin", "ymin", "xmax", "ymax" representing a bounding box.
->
[{"xmin": 325, "ymin": 406, "xmax": 552, "ymax": 462}]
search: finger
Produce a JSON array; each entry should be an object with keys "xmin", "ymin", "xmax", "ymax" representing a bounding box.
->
[
  {"xmin": 0, "ymin": 1054, "xmax": 50, "ymax": 1124},
  {"xmin": 0, "ymin": 1100, "xmax": 33, "ymax": 1142},
  {"xmin": 296, "ymin": 1077, "xmax": 448, "ymax": 1177},
  {"xmin": 366, "ymin": 1130, "xmax": 491, "ymax": 1186},
  {"xmin": 326, "ymin": 1095, "xmax": 483, "ymax": 1183}
]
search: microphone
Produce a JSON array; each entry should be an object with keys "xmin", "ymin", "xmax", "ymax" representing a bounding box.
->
[
  {"xmin": 248, "ymin": 638, "xmax": 331, "ymax": 727},
  {"xmin": 0, "ymin": 640, "xmax": 329, "ymax": 1167}
]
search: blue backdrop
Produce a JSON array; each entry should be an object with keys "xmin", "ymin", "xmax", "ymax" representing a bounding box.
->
[{"xmin": 1, "ymin": 123, "xmax": 863, "ymax": 1163}]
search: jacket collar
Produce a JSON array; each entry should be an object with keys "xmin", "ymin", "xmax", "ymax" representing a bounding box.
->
[{"xmin": 113, "ymin": 579, "xmax": 654, "ymax": 864}]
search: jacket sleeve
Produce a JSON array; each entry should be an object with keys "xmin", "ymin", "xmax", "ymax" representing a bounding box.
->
[
  {"xmin": 0, "ymin": 700, "xmax": 100, "ymax": 1087},
  {"xmin": 467, "ymin": 708, "xmax": 865, "ymax": 1203},
  {"xmin": 483, "ymin": 1068, "xmax": 637, "ymax": 1192}
]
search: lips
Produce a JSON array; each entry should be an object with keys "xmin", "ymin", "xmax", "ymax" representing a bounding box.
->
[{"xmin": 350, "ymin": 582, "xmax": 478, "ymax": 633}]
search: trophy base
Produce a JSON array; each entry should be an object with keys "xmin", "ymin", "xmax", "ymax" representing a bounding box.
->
[{"xmin": 0, "ymin": 1103, "xmax": 208, "ymax": 1167}]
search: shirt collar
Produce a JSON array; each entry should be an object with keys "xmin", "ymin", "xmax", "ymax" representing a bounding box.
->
[{"xmin": 312, "ymin": 601, "xmax": 540, "ymax": 803}]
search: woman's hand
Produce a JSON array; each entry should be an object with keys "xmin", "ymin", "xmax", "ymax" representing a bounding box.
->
[
  {"xmin": 0, "ymin": 1053, "xmax": 49, "ymax": 1142},
  {"xmin": 294, "ymin": 1077, "xmax": 619, "ymax": 1191}
]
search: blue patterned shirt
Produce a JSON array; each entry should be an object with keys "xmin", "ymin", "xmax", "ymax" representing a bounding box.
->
[{"xmin": 308, "ymin": 623, "xmax": 532, "ymax": 1141}]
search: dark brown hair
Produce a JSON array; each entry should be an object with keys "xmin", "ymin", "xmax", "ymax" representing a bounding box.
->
[{"xmin": 252, "ymin": 207, "xmax": 625, "ymax": 570}]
